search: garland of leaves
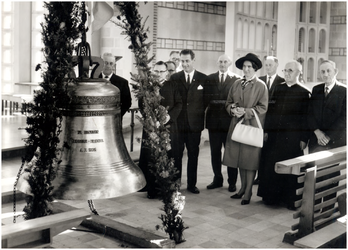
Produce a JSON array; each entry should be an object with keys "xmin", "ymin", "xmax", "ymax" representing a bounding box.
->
[
  {"xmin": 113, "ymin": 2, "xmax": 188, "ymax": 244},
  {"xmin": 20, "ymin": 2, "xmax": 84, "ymax": 220}
]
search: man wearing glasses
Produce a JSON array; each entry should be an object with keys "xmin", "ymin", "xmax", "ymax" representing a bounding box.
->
[
  {"xmin": 166, "ymin": 61, "xmax": 177, "ymax": 80},
  {"xmin": 257, "ymin": 60, "xmax": 311, "ymax": 210},
  {"xmin": 100, "ymin": 52, "xmax": 131, "ymax": 119},
  {"xmin": 138, "ymin": 61, "xmax": 182, "ymax": 199}
]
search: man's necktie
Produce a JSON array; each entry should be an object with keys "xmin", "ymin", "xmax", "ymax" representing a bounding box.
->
[
  {"xmin": 267, "ymin": 76, "xmax": 271, "ymax": 89},
  {"xmin": 220, "ymin": 73, "xmax": 224, "ymax": 84},
  {"xmin": 187, "ymin": 74, "xmax": 190, "ymax": 85},
  {"xmin": 325, "ymin": 87, "xmax": 329, "ymax": 97}
]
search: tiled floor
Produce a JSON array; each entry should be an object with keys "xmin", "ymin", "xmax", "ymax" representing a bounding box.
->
[{"xmin": 2, "ymin": 115, "xmax": 297, "ymax": 248}]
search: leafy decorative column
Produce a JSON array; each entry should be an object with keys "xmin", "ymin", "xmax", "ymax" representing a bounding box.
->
[
  {"xmin": 21, "ymin": 2, "xmax": 83, "ymax": 220},
  {"xmin": 113, "ymin": 2, "xmax": 188, "ymax": 244}
]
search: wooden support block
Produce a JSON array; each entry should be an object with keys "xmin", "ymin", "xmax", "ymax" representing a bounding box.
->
[{"xmin": 294, "ymin": 221, "xmax": 346, "ymax": 248}]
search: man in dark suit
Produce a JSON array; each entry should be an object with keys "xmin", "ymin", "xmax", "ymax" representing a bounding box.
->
[
  {"xmin": 255, "ymin": 56, "xmax": 285, "ymax": 185},
  {"xmin": 259, "ymin": 56, "xmax": 285, "ymax": 99},
  {"xmin": 169, "ymin": 49, "xmax": 209, "ymax": 194},
  {"xmin": 99, "ymin": 52, "xmax": 132, "ymax": 118},
  {"xmin": 138, "ymin": 61, "xmax": 182, "ymax": 199},
  {"xmin": 205, "ymin": 54, "xmax": 241, "ymax": 192},
  {"xmin": 308, "ymin": 60, "xmax": 346, "ymax": 152},
  {"xmin": 308, "ymin": 60, "xmax": 346, "ymax": 213}
]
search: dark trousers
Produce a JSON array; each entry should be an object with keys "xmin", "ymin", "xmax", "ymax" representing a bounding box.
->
[
  {"xmin": 177, "ymin": 129, "xmax": 201, "ymax": 188},
  {"xmin": 208, "ymin": 129, "xmax": 237, "ymax": 186}
]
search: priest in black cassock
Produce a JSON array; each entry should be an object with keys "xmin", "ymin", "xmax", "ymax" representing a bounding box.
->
[{"xmin": 257, "ymin": 60, "xmax": 311, "ymax": 210}]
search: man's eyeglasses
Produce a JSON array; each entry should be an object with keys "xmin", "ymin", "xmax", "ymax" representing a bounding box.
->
[
  {"xmin": 282, "ymin": 69, "xmax": 294, "ymax": 74},
  {"xmin": 154, "ymin": 70, "xmax": 167, "ymax": 74}
]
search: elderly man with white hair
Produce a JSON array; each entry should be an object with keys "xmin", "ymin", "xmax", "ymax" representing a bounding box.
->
[
  {"xmin": 99, "ymin": 52, "xmax": 132, "ymax": 118},
  {"xmin": 205, "ymin": 54, "xmax": 241, "ymax": 192},
  {"xmin": 257, "ymin": 60, "xmax": 311, "ymax": 210}
]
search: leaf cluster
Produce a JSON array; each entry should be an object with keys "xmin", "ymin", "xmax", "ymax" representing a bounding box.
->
[
  {"xmin": 114, "ymin": 2, "xmax": 187, "ymax": 243},
  {"xmin": 22, "ymin": 2, "xmax": 84, "ymax": 219}
]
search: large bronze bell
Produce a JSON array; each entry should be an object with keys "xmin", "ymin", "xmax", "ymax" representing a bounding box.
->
[{"xmin": 50, "ymin": 78, "xmax": 146, "ymax": 200}]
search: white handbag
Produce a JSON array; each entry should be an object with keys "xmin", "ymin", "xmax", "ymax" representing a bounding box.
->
[{"xmin": 231, "ymin": 108, "xmax": 263, "ymax": 148}]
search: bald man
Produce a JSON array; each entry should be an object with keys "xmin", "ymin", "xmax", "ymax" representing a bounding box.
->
[
  {"xmin": 99, "ymin": 52, "xmax": 131, "ymax": 118},
  {"xmin": 205, "ymin": 54, "xmax": 241, "ymax": 192}
]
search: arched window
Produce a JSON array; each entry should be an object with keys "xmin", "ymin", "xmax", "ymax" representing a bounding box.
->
[
  {"xmin": 309, "ymin": 2, "xmax": 317, "ymax": 23},
  {"xmin": 237, "ymin": 18, "xmax": 243, "ymax": 49},
  {"xmin": 243, "ymin": 19, "xmax": 248, "ymax": 49},
  {"xmin": 271, "ymin": 25, "xmax": 277, "ymax": 52},
  {"xmin": 264, "ymin": 23, "xmax": 270, "ymax": 51},
  {"xmin": 249, "ymin": 21, "xmax": 255, "ymax": 49},
  {"xmin": 308, "ymin": 28, "xmax": 316, "ymax": 53},
  {"xmin": 298, "ymin": 28, "xmax": 305, "ymax": 52},
  {"xmin": 320, "ymin": 2, "xmax": 327, "ymax": 24},
  {"xmin": 307, "ymin": 58, "xmax": 315, "ymax": 82},
  {"xmin": 256, "ymin": 22, "xmax": 263, "ymax": 50},
  {"xmin": 317, "ymin": 58, "xmax": 324, "ymax": 81},
  {"xmin": 318, "ymin": 29, "xmax": 326, "ymax": 53},
  {"xmin": 299, "ymin": 2, "xmax": 306, "ymax": 22}
]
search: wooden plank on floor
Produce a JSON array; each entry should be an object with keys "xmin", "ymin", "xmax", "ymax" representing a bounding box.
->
[{"xmin": 294, "ymin": 221, "xmax": 346, "ymax": 248}]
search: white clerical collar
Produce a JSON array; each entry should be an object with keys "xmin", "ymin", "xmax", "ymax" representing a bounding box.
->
[{"xmin": 102, "ymin": 73, "xmax": 113, "ymax": 79}]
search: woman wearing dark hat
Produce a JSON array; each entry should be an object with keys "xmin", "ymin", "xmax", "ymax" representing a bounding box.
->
[{"xmin": 222, "ymin": 53, "xmax": 268, "ymax": 205}]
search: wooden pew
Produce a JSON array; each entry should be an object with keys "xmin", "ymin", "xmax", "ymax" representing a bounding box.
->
[{"xmin": 275, "ymin": 146, "xmax": 347, "ymax": 248}]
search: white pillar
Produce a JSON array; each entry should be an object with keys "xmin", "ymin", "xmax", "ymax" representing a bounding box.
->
[
  {"xmin": 277, "ymin": 2, "xmax": 298, "ymax": 73},
  {"xmin": 225, "ymin": 2, "xmax": 238, "ymax": 72}
]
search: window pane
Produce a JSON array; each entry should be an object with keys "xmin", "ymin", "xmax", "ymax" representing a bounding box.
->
[
  {"xmin": 3, "ymin": 32, "xmax": 11, "ymax": 46},
  {"xmin": 3, "ymin": 2, "xmax": 12, "ymax": 12},
  {"xmin": 33, "ymin": 1, "xmax": 44, "ymax": 12},
  {"xmin": 3, "ymin": 67, "xmax": 11, "ymax": 81},
  {"xmin": 3, "ymin": 15, "xmax": 12, "ymax": 29},
  {"xmin": 35, "ymin": 15, "xmax": 43, "ymax": 29},
  {"xmin": 3, "ymin": 50, "xmax": 11, "ymax": 63},
  {"xmin": 35, "ymin": 32, "xmax": 42, "ymax": 47}
]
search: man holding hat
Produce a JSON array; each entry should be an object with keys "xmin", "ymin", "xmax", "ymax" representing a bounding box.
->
[{"xmin": 100, "ymin": 52, "xmax": 132, "ymax": 118}]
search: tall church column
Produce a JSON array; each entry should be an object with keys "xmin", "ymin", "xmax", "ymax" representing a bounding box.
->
[
  {"xmin": 224, "ymin": 2, "xmax": 237, "ymax": 72},
  {"xmin": 277, "ymin": 2, "xmax": 297, "ymax": 71}
]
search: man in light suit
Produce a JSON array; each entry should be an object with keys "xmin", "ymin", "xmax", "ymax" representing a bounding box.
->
[
  {"xmin": 308, "ymin": 60, "xmax": 346, "ymax": 213},
  {"xmin": 205, "ymin": 55, "xmax": 241, "ymax": 192},
  {"xmin": 169, "ymin": 49, "xmax": 209, "ymax": 194},
  {"xmin": 255, "ymin": 56, "xmax": 285, "ymax": 184},
  {"xmin": 100, "ymin": 52, "xmax": 132, "ymax": 118}
]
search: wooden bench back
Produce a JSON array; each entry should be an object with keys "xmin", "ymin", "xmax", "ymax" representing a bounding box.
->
[{"xmin": 275, "ymin": 146, "xmax": 347, "ymax": 238}]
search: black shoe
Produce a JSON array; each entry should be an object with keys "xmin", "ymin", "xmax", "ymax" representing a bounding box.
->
[
  {"xmin": 241, "ymin": 199, "xmax": 250, "ymax": 205},
  {"xmin": 187, "ymin": 186, "xmax": 200, "ymax": 194},
  {"xmin": 207, "ymin": 182, "xmax": 223, "ymax": 189},
  {"xmin": 228, "ymin": 185, "xmax": 237, "ymax": 192},
  {"xmin": 230, "ymin": 193, "xmax": 244, "ymax": 199},
  {"xmin": 253, "ymin": 179, "xmax": 260, "ymax": 185}
]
